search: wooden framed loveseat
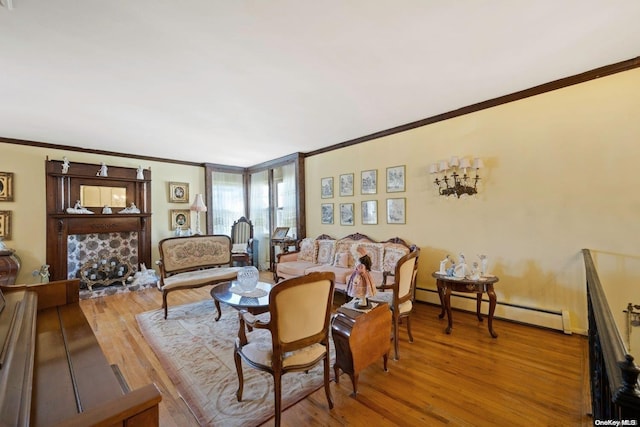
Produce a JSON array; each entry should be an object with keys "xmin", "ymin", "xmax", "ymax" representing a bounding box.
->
[
  {"xmin": 275, "ymin": 232, "xmax": 417, "ymax": 295},
  {"xmin": 156, "ymin": 234, "xmax": 242, "ymax": 319}
]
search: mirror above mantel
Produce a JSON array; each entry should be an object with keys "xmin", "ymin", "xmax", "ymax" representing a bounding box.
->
[{"xmin": 80, "ymin": 185, "xmax": 127, "ymax": 208}]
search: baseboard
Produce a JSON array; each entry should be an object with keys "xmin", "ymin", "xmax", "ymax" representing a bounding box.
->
[{"xmin": 415, "ymin": 287, "xmax": 573, "ymax": 333}]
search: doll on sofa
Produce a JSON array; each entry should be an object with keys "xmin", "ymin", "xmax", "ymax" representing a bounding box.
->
[{"xmin": 346, "ymin": 246, "xmax": 377, "ymax": 308}]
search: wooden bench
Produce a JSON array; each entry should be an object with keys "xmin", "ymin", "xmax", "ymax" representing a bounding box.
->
[
  {"xmin": 157, "ymin": 234, "xmax": 241, "ymax": 319},
  {"xmin": 0, "ymin": 279, "xmax": 162, "ymax": 426}
]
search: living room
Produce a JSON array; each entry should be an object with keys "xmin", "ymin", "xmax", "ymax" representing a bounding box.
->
[{"xmin": 1, "ymin": 2, "xmax": 639, "ymax": 425}]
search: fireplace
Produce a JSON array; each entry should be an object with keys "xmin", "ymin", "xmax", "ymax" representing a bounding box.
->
[
  {"xmin": 68, "ymin": 232, "xmax": 138, "ymax": 290},
  {"xmin": 46, "ymin": 160, "xmax": 152, "ymax": 284}
]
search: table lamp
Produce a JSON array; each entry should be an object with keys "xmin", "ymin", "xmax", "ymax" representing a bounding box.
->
[{"xmin": 190, "ymin": 194, "xmax": 207, "ymax": 235}]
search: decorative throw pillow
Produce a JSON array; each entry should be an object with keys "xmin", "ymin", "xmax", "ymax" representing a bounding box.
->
[
  {"xmin": 334, "ymin": 240, "xmax": 355, "ymax": 268},
  {"xmin": 316, "ymin": 240, "xmax": 336, "ymax": 265},
  {"xmin": 383, "ymin": 244, "xmax": 410, "ymax": 272},
  {"xmin": 298, "ymin": 238, "xmax": 316, "ymax": 262},
  {"xmin": 334, "ymin": 253, "xmax": 350, "ymax": 268},
  {"xmin": 351, "ymin": 242, "xmax": 384, "ymax": 271}
]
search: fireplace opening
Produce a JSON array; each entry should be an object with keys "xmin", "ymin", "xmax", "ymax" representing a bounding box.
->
[{"xmin": 68, "ymin": 232, "xmax": 139, "ymax": 291}]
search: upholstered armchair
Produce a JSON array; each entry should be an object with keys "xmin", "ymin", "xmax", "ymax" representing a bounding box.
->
[
  {"xmin": 233, "ymin": 272, "xmax": 335, "ymax": 427},
  {"xmin": 370, "ymin": 247, "xmax": 420, "ymax": 360},
  {"xmin": 230, "ymin": 216, "xmax": 256, "ymax": 267}
]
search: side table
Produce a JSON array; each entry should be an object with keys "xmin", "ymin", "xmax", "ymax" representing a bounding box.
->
[
  {"xmin": 432, "ymin": 272, "xmax": 500, "ymax": 338},
  {"xmin": 331, "ymin": 303, "xmax": 391, "ymax": 396}
]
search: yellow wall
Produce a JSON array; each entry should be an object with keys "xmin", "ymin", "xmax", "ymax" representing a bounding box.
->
[
  {"xmin": 305, "ymin": 68, "xmax": 640, "ymax": 334},
  {"xmin": 0, "ymin": 144, "xmax": 204, "ymax": 285},
  {"xmin": 2, "ymin": 68, "xmax": 638, "ymax": 334}
]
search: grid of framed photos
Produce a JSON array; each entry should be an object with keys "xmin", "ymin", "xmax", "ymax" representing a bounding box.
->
[{"xmin": 320, "ymin": 165, "xmax": 406, "ymax": 226}]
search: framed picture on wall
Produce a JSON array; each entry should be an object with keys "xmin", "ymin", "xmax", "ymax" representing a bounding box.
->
[
  {"xmin": 339, "ymin": 173, "xmax": 354, "ymax": 197},
  {"xmin": 321, "ymin": 177, "xmax": 334, "ymax": 199},
  {"xmin": 0, "ymin": 211, "xmax": 11, "ymax": 240},
  {"xmin": 361, "ymin": 169, "xmax": 377, "ymax": 194},
  {"xmin": 386, "ymin": 165, "xmax": 405, "ymax": 193},
  {"xmin": 169, "ymin": 182, "xmax": 189, "ymax": 203},
  {"xmin": 386, "ymin": 198, "xmax": 406, "ymax": 224},
  {"xmin": 321, "ymin": 203, "xmax": 334, "ymax": 224},
  {"xmin": 0, "ymin": 172, "xmax": 14, "ymax": 201},
  {"xmin": 170, "ymin": 209, "xmax": 190, "ymax": 230},
  {"xmin": 361, "ymin": 200, "xmax": 378, "ymax": 225},
  {"xmin": 340, "ymin": 203, "xmax": 354, "ymax": 226}
]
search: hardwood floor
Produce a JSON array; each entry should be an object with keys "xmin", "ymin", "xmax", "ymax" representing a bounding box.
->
[{"xmin": 79, "ymin": 279, "xmax": 592, "ymax": 426}]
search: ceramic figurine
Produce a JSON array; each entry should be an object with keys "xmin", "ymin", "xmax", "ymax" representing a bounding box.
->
[
  {"xmin": 97, "ymin": 162, "xmax": 108, "ymax": 177},
  {"xmin": 102, "ymin": 205, "xmax": 112, "ymax": 214},
  {"xmin": 478, "ymin": 254, "xmax": 489, "ymax": 276},
  {"xmin": 136, "ymin": 166, "xmax": 144, "ymax": 180},
  {"xmin": 439, "ymin": 255, "xmax": 450, "ymax": 274},
  {"xmin": 61, "ymin": 157, "xmax": 70, "ymax": 174}
]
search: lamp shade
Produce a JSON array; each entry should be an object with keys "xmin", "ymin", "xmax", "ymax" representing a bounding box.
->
[
  {"xmin": 459, "ymin": 157, "xmax": 471, "ymax": 169},
  {"xmin": 473, "ymin": 158, "xmax": 484, "ymax": 169},
  {"xmin": 438, "ymin": 160, "xmax": 450, "ymax": 172},
  {"xmin": 190, "ymin": 194, "xmax": 207, "ymax": 212},
  {"xmin": 429, "ymin": 163, "xmax": 439, "ymax": 174}
]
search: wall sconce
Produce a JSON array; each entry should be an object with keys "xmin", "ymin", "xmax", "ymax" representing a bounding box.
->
[
  {"xmin": 190, "ymin": 194, "xmax": 208, "ymax": 235},
  {"xmin": 429, "ymin": 156, "xmax": 484, "ymax": 198}
]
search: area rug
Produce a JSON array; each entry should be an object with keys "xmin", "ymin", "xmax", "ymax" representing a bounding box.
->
[{"xmin": 136, "ymin": 299, "xmax": 334, "ymax": 426}]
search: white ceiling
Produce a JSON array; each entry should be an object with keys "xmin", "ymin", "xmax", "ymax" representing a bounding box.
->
[{"xmin": 1, "ymin": 1, "xmax": 639, "ymax": 167}]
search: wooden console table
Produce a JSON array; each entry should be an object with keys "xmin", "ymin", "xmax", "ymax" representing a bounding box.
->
[
  {"xmin": 331, "ymin": 303, "xmax": 391, "ymax": 396},
  {"xmin": 432, "ymin": 272, "xmax": 500, "ymax": 338}
]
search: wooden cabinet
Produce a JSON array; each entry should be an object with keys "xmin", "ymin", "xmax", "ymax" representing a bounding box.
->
[{"xmin": 331, "ymin": 303, "xmax": 391, "ymax": 395}]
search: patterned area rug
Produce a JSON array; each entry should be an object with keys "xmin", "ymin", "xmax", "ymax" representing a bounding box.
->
[{"xmin": 136, "ymin": 299, "xmax": 334, "ymax": 427}]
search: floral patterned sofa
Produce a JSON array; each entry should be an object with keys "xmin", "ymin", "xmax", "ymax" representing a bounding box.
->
[{"xmin": 275, "ymin": 232, "xmax": 416, "ymax": 294}]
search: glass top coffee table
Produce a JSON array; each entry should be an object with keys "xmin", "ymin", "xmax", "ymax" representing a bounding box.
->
[{"xmin": 210, "ymin": 281, "xmax": 275, "ymax": 321}]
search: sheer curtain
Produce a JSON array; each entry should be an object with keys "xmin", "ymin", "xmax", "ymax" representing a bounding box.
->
[
  {"xmin": 211, "ymin": 171, "xmax": 244, "ymax": 235},
  {"xmin": 280, "ymin": 163, "xmax": 297, "ymax": 238},
  {"xmin": 249, "ymin": 170, "xmax": 269, "ymax": 270}
]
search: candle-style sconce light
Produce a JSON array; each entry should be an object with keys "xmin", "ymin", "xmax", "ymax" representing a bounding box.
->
[{"xmin": 429, "ymin": 156, "xmax": 484, "ymax": 198}]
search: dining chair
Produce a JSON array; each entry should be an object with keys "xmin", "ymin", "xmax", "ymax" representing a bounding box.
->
[
  {"xmin": 370, "ymin": 247, "xmax": 420, "ymax": 360},
  {"xmin": 230, "ymin": 216, "xmax": 254, "ymax": 266},
  {"xmin": 233, "ymin": 271, "xmax": 335, "ymax": 427}
]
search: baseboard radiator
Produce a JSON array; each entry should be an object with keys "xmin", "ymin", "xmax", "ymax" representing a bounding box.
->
[{"xmin": 415, "ymin": 287, "xmax": 573, "ymax": 334}]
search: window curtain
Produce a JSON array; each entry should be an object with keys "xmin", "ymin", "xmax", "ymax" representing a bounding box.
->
[
  {"xmin": 249, "ymin": 170, "xmax": 269, "ymax": 270},
  {"xmin": 211, "ymin": 171, "xmax": 244, "ymax": 235},
  {"xmin": 280, "ymin": 163, "xmax": 297, "ymax": 238}
]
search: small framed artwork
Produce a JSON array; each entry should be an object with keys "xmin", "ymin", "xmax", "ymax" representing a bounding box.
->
[
  {"xmin": 361, "ymin": 200, "xmax": 378, "ymax": 225},
  {"xmin": 339, "ymin": 173, "xmax": 354, "ymax": 197},
  {"xmin": 386, "ymin": 198, "xmax": 406, "ymax": 224},
  {"xmin": 0, "ymin": 211, "xmax": 11, "ymax": 240},
  {"xmin": 169, "ymin": 182, "xmax": 189, "ymax": 203},
  {"xmin": 0, "ymin": 172, "xmax": 14, "ymax": 201},
  {"xmin": 321, "ymin": 203, "xmax": 334, "ymax": 224},
  {"xmin": 170, "ymin": 209, "xmax": 190, "ymax": 230},
  {"xmin": 386, "ymin": 165, "xmax": 406, "ymax": 193},
  {"xmin": 273, "ymin": 227, "xmax": 290, "ymax": 240},
  {"xmin": 361, "ymin": 169, "xmax": 377, "ymax": 195},
  {"xmin": 339, "ymin": 203, "xmax": 354, "ymax": 226},
  {"xmin": 321, "ymin": 177, "xmax": 334, "ymax": 199}
]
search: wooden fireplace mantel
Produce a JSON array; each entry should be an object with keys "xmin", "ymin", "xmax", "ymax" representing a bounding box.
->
[{"xmin": 45, "ymin": 159, "xmax": 152, "ymax": 281}]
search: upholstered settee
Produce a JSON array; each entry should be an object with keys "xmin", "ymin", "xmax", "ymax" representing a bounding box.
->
[
  {"xmin": 275, "ymin": 232, "xmax": 416, "ymax": 294},
  {"xmin": 156, "ymin": 234, "xmax": 241, "ymax": 318}
]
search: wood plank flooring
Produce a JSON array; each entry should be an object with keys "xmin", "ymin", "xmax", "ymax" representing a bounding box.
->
[{"xmin": 79, "ymin": 280, "xmax": 592, "ymax": 426}]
